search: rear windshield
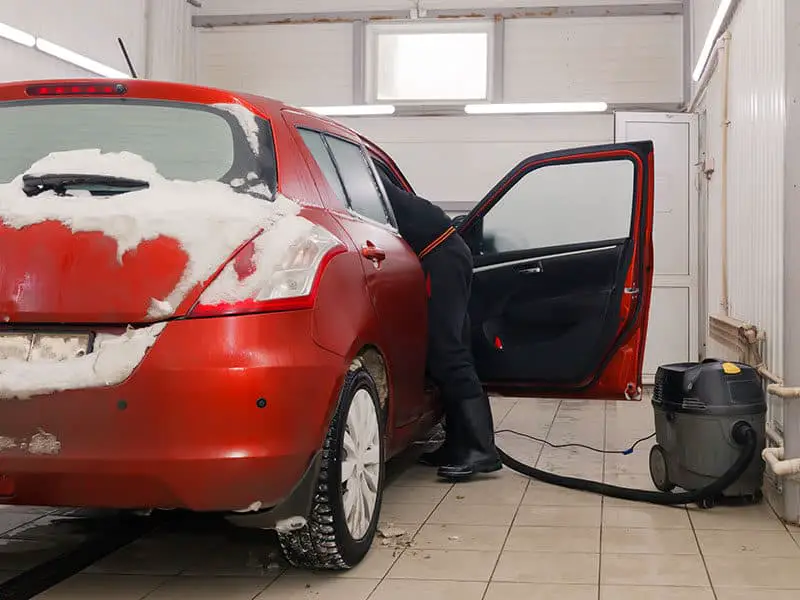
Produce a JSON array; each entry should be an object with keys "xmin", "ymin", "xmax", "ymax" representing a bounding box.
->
[{"xmin": 0, "ymin": 99, "xmax": 276, "ymax": 189}]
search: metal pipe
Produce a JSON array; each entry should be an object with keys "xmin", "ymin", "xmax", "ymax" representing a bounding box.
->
[
  {"xmin": 763, "ymin": 447, "xmax": 800, "ymax": 478},
  {"xmin": 767, "ymin": 424, "xmax": 785, "ymax": 447},
  {"xmin": 719, "ymin": 31, "xmax": 732, "ymax": 315},
  {"xmin": 687, "ymin": 33, "xmax": 728, "ymax": 113},
  {"xmin": 768, "ymin": 384, "xmax": 800, "ymax": 399}
]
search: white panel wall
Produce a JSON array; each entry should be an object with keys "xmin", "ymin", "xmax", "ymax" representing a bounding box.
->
[
  {"xmin": 196, "ymin": 16, "xmax": 683, "ymax": 106},
  {"xmin": 339, "ymin": 114, "xmax": 613, "ymax": 205},
  {"xmin": 699, "ymin": 0, "xmax": 785, "ymax": 382},
  {"xmin": 146, "ymin": 0, "xmax": 199, "ymax": 83},
  {"xmin": 504, "ymin": 16, "xmax": 682, "ymax": 104},
  {"xmin": 197, "ymin": 24, "xmax": 354, "ymax": 104},
  {"xmin": 0, "ymin": 0, "xmax": 147, "ymax": 81}
]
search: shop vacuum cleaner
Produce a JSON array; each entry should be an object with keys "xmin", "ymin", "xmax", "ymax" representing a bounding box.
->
[{"xmin": 497, "ymin": 359, "xmax": 766, "ymax": 508}]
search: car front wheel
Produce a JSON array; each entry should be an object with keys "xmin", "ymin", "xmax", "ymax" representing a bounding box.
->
[{"xmin": 278, "ymin": 367, "xmax": 385, "ymax": 569}]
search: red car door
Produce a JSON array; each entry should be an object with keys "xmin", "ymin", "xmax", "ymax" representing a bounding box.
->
[
  {"xmin": 282, "ymin": 112, "xmax": 429, "ymax": 430},
  {"xmin": 457, "ymin": 142, "xmax": 656, "ymax": 400}
]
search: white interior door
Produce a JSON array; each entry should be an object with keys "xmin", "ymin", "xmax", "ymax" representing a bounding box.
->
[{"xmin": 615, "ymin": 112, "xmax": 699, "ymax": 382}]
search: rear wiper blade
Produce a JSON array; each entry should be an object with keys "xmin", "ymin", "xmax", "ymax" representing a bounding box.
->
[{"xmin": 22, "ymin": 173, "xmax": 150, "ymax": 197}]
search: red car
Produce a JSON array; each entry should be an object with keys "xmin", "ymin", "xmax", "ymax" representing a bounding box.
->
[{"xmin": 0, "ymin": 79, "xmax": 654, "ymax": 569}]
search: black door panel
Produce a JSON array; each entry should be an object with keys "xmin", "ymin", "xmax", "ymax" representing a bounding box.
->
[{"xmin": 469, "ymin": 241, "xmax": 632, "ymax": 384}]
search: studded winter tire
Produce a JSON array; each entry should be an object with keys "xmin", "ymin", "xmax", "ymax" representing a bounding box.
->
[{"xmin": 278, "ymin": 367, "xmax": 385, "ymax": 570}]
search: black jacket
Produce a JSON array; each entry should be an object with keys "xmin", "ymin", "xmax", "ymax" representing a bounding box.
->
[{"xmin": 380, "ymin": 174, "xmax": 453, "ymax": 256}]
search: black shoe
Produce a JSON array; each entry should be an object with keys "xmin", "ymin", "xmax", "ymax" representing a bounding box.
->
[
  {"xmin": 418, "ymin": 444, "xmax": 453, "ymax": 467},
  {"xmin": 435, "ymin": 392, "xmax": 501, "ymax": 481},
  {"xmin": 437, "ymin": 456, "xmax": 502, "ymax": 481}
]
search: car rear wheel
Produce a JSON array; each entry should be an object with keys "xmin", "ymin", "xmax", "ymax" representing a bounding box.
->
[{"xmin": 278, "ymin": 367, "xmax": 385, "ymax": 569}]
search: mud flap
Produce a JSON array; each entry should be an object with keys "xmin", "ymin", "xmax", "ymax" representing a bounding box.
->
[{"xmin": 225, "ymin": 451, "xmax": 323, "ymax": 530}]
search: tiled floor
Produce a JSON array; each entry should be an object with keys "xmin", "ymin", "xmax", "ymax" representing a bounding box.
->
[{"xmin": 2, "ymin": 394, "xmax": 799, "ymax": 599}]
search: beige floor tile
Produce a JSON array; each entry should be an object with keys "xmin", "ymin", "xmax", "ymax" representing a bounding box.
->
[
  {"xmin": 255, "ymin": 574, "xmax": 378, "ymax": 600},
  {"xmin": 485, "ymin": 582, "xmax": 597, "ymax": 600},
  {"xmin": 521, "ymin": 482, "xmax": 602, "ymax": 507},
  {"xmin": 180, "ymin": 540, "xmax": 285, "ymax": 578},
  {"xmin": 704, "ymin": 555, "xmax": 800, "ymax": 589},
  {"xmin": 379, "ymin": 502, "xmax": 437, "ymax": 524},
  {"xmin": 412, "ymin": 524, "xmax": 509, "ymax": 552},
  {"xmin": 602, "ymin": 504, "xmax": 691, "ymax": 529},
  {"xmin": 86, "ymin": 535, "xmax": 212, "ymax": 576},
  {"xmin": 370, "ymin": 578, "xmax": 486, "ymax": 600},
  {"xmin": 389, "ymin": 466, "xmax": 453, "ymax": 488},
  {"xmin": 428, "ymin": 501, "xmax": 517, "ymax": 526},
  {"xmin": 715, "ymin": 589, "xmax": 800, "ymax": 600},
  {"xmin": 332, "ymin": 548, "xmax": 400, "ymax": 579},
  {"xmin": 443, "ymin": 473, "xmax": 528, "ymax": 505},
  {"xmin": 600, "ymin": 553, "xmax": 710, "ymax": 587},
  {"xmin": 688, "ymin": 504, "xmax": 785, "ymax": 531},
  {"xmin": 388, "ymin": 549, "xmax": 499, "ymax": 582},
  {"xmin": 514, "ymin": 505, "xmax": 601, "ymax": 528},
  {"xmin": 492, "ymin": 552, "xmax": 599, "ymax": 584},
  {"xmin": 35, "ymin": 574, "xmax": 168, "ymax": 599},
  {"xmin": 382, "ymin": 485, "xmax": 450, "ymax": 505},
  {"xmin": 504, "ymin": 526, "xmax": 600, "ymax": 553},
  {"xmin": 602, "ymin": 473, "xmax": 658, "ymax": 488},
  {"xmin": 696, "ymin": 529, "xmax": 800, "ymax": 557},
  {"xmin": 0, "ymin": 537, "xmax": 75, "ymax": 571},
  {"xmin": 0, "ymin": 571, "xmax": 20, "ymax": 584},
  {"xmin": 602, "ymin": 527, "xmax": 699, "ymax": 554},
  {"xmin": 145, "ymin": 576, "xmax": 271, "ymax": 599},
  {"xmin": 600, "ymin": 585, "xmax": 715, "ymax": 600},
  {"xmin": 0, "ymin": 512, "xmax": 45, "ymax": 535}
]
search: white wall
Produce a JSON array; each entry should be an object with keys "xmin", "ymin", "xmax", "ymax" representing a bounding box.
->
[
  {"xmin": 0, "ymin": 0, "xmax": 195, "ymax": 83},
  {"xmin": 697, "ymin": 0, "xmax": 786, "ymax": 381},
  {"xmin": 341, "ymin": 114, "xmax": 613, "ymax": 205},
  {"xmin": 0, "ymin": 0, "xmax": 147, "ymax": 81},
  {"xmin": 197, "ymin": 15, "xmax": 683, "ymax": 107}
]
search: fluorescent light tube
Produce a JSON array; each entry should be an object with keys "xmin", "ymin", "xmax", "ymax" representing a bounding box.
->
[
  {"xmin": 35, "ymin": 38, "xmax": 129, "ymax": 78},
  {"xmin": 0, "ymin": 22, "xmax": 35, "ymax": 47},
  {"xmin": 302, "ymin": 105, "xmax": 396, "ymax": 116},
  {"xmin": 693, "ymin": 0, "xmax": 734, "ymax": 82},
  {"xmin": 465, "ymin": 102, "xmax": 608, "ymax": 115}
]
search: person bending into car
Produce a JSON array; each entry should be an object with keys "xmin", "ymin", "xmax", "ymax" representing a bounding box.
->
[{"xmin": 378, "ymin": 171, "xmax": 502, "ymax": 481}]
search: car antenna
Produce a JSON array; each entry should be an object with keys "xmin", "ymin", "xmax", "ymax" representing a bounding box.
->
[{"xmin": 117, "ymin": 37, "xmax": 138, "ymax": 79}]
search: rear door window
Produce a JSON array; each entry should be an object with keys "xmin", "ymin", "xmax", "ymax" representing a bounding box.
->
[
  {"xmin": 324, "ymin": 135, "xmax": 392, "ymax": 226},
  {"xmin": 297, "ymin": 128, "xmax": 348, "ymax": 205},
  {"xmin": 0, "ymin": 100, "xmax": 276, "ymax": 190}
]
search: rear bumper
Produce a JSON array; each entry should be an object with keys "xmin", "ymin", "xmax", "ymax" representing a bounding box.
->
[{"xmin": 0, "ymin": 311, "xmax": 345, "ymax": 511}]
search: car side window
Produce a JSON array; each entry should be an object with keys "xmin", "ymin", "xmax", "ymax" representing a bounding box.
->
[
  {"xmin": 297, "ymin": 128, "xmax": 348, "ymax": 205},
  {"xmin": 480, "ymin": 159, "xmax": 636, "ymax": 255},
  {"xmin": 324, "ymin": 135, "xmax": 392, "ymax": 226}
]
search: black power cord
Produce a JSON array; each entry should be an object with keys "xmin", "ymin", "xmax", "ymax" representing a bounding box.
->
[
  {"xmin": 496, "ymin": 421, "xmax": 759, "ymax": 506},
  {"xmin": 495, "ymin": 429, "xmax": 655, "ymax": 456}
]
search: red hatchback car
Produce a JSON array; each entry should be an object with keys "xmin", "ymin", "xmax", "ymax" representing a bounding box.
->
[{"xmin": 0, "ymin": 79, "xmax": 655, "ymax": 569}]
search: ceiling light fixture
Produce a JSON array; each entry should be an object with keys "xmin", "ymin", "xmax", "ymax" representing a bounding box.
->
[
  {"xmin": 465, "ymin": 102, "xmax": 608, "ymax": 115},
  {"xmin": 302, "ymin": 105, "xmax": 396, "ymax": 117},
  {"xmin": 0, "ymin": 22, "xmax": 35, "ymax": 47},
  {"xmin": 35, "ymin": 38, "xmax": 129, "ymax": 78},
  {"xmin": 692, "ymin": 0, "xmax": 735, "ymax": 82},
  {"xmin": 0, "ymin": 21, "xmax": 128, "ymax": 78}
]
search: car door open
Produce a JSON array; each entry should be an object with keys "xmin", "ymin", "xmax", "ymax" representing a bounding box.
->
[{"xmin": 458, "ymin": 142, "xmax": 655, "ymax": 400}]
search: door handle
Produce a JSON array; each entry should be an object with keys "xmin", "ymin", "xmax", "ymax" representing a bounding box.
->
[
  {"xmin": 519, "ymin": 263, "xmax": 543, "ymax": 274},
  {"xmin": 361, "ymin": 243, "xmax": 386, "ymax": 263}
]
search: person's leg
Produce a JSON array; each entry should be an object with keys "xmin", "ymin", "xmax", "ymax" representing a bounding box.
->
[{"xmin": 421, "ymin": 236, "xmax": 500, "ymax": 480}]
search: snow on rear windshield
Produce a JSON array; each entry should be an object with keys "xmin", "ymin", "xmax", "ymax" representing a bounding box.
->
[{"xmin": 0, "ymin": 100, "xmax": 262, "ymax": 184}]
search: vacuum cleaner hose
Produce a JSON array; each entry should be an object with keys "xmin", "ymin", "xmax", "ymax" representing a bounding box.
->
[{"xmin": 497, "ymin": 421, "xmax": 759, "ymax": 506}]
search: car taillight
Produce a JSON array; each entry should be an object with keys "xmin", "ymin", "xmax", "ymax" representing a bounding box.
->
[
  {"xmin": 189, "ymin": 224, "xmax": 346, "ymax": 317},
  {"xmin": 25, "ymin": 83, "xmax": 127, "ymax": 96}
]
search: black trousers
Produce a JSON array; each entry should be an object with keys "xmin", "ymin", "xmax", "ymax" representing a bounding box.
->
[{"xmin": 421, "ymin": 234, "xmax": 496, "ymax": 461}]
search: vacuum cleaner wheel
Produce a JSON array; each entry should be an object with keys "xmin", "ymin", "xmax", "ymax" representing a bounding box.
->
[{"xmin": 649, "ymin": 445, "xmax": 675, "ymax": 493}]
